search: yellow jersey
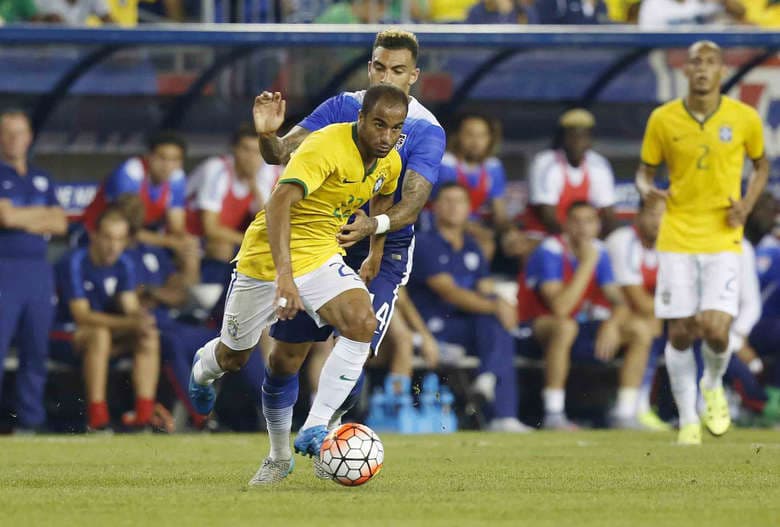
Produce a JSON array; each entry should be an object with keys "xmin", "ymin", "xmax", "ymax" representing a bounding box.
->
[
  {"xmin": 640, "ymin": 96, "xmax": 764, "ymax": 254},
  {"xmin": 236, "ymin": 123, "xmax": 402, "ymax": 281},
  {"xmin": 428, "ymin": 0, "xmax": 477, "ymax": 21},
  {"xmin": 744, "ymin": 0, "xmax": 780, "ymax": 27}
]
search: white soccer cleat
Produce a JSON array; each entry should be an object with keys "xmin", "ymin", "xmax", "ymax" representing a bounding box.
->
[{"xmin": 248, "ymin": 456, "xmax": 294, "ymax": 486}]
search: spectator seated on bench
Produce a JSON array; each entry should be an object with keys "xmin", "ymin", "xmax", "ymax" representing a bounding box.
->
[{"xmin": 518, "ymin": 201, "xmax": 653, "ymax": 430}]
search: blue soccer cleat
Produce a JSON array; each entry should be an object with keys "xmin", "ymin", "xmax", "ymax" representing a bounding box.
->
[
  {"xmin": 188, "ymin": 348, "xmax": 216, "ymax": 415},
  {"xmin": 294, "ymin": 425, "xmax": 329, "ymax": 458}
]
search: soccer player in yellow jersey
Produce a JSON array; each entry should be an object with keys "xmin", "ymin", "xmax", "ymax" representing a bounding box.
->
[
  {"xmin": 188, "ymin": 85, "xmax": 407, "ymax": 484},
  {"xmin": 636, "ymin": 41, "xmax": 769, "ymax": 445}
]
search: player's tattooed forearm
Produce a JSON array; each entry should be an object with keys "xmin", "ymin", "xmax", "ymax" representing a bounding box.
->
[{"xmin": 389, "ymin": 170, "xmax": 433, "ymax": 229}]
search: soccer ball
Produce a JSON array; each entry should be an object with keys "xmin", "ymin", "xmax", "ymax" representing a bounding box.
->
[{"xmin": 319, "ymin": 423, "xmax": 384, "ymax": 486}]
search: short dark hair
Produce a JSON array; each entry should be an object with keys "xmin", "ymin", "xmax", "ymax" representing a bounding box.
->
[
  {"xmin": 373, "ymin": 29, "xmax": 419, "ymax": 62},
  {"xmin": 114, "ymin": 194, "xmax": 145, "ymax": 235},
  {"xmin": 231, "ymin": 122, "xmax": 257, "ymax": 146},
  {"xmin": 566, "ymin": 200, "xmax": 596, "ymax": 217},
  {"xmin": 147, "ymin": 130, "xmax": 186, "ymax": 154},
  {"xmin": 95, "ymin": 205, "xmax": 130, "ymax": 232},
  {"xmin": 434, "ymin": 181, "xmax": 470, "ymax": 201},
  {"xmin": 361, "ymin": 84, "xmax": 409, "ymax": 115}
]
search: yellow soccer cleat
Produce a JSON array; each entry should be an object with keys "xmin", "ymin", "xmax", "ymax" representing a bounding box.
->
[
  {"xmin": 637, "ymin": 410, "xmax": 673, "ymax": 432},
  {"xmin": 677, "ymin": 423, "xmax": 702, "ymax": 445},
  {"xmin": 700, "ymin": 380, "xmax": 731, "ymax": 436}
]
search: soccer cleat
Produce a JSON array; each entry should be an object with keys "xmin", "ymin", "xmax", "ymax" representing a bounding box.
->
[
  {"xmin": 188, "ymin": 348, "xmax": 216, "ymax": 415},
  {"xmin": 637, "ymin": 410, "xmax": 673, "ymax": 432},
  {"xmin": 677, "ymin": 423, "xmax": 702, "ymax": 445},
  {"xmin": 542, "ymin": 413, "xmax": 580, "ymax": 431},
  {"xmin": 248, "ymin": 456, "xmax": 295, "ymax": 486},
  {"xmin": 487, "ymin": 417, "xmax": 534, "ymax": 433},
  {"xmin": 700, "ymin": 380, "xmax": 731, "ymax": 436},
  {"xmin": 313, "ymin": 456, "xmax": 332, "ymax": 480},
  {"xmin": 293, "ymin": 425, "xmax": 329, "ymax": 458}
]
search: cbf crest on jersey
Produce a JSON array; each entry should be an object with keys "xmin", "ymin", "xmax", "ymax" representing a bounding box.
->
[
  {"xmin": 373, "ymin": 176, "xmax": 386, "ymax": 194},
  {"xmin": 719, "ymin": 125, "xmax": 733, "ymax": 143}
]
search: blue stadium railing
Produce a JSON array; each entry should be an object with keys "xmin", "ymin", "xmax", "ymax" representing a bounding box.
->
[{"xmin": 2, "ymin": 25, "xmax": 779, "ymax": 140}]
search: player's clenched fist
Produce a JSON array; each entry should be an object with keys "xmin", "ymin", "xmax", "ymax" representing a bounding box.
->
[{"xmin": 253, "ymin": 91, "xmax": 286, "ymax": 135}]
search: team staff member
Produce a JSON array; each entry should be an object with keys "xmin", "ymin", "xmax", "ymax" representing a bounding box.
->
[{"xmin": 0, "ymin": 109, "xmax": 67, "ymax": 432}]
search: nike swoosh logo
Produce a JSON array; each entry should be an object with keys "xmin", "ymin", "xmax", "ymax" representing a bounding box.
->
[
  {"xmin": 342, "ymin": 179, "xmax": 361, "ymax": 184},
  {"xmin": 339, "ymin": 374, "xmax": 358, "ymax": 382}
]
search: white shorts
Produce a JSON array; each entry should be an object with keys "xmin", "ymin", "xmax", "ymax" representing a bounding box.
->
[
  {"xmin": 220, "ymin": 254, "xmax": 368, "ymax": 350},
  {"xmin": 654, "ymin": 251, "xmax": 740, "ymax": 319}
]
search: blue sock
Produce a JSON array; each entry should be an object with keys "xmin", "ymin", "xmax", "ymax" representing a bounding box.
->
[{"xmin": 261, "ymin": 367, "xmax": 299, "ymax": 460}]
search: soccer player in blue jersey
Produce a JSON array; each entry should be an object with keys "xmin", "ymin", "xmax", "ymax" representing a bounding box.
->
[
  {"xmin": 0, "ymin": 109, "xmax": 67, "ymax": 433},
  {"xmin": 253, "ymin": 29, "xmax": 446, "ymax": 471}
]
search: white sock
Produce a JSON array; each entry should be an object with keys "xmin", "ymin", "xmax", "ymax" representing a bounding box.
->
[
  {"xmin": 614, "ymin": 387, "xmax": 639, "ymax": 419},
  {"xmin": 192, "ymin": 338, "xmax": 225, "ymax": 386},
  {"xmin": 264, "ymin": 406, "xmax": 293, "ymax": 461},
  {"xmin": 637, "ymin": 384, "xmax": 652, "ymax": 415},
  {"xmin": 664, "ymin": 342, "xmax": 699, "ymax": 426},
  {"xmin": 543, "ymin": 388, "xmax": 565, "ymax": 415},
  {"xmin": 701, "ymin": 340, "xmax": 733, "ymax": 391},
  {"xmin": 302, "ymin": 337, "xmax": 369, "ymax": 430}
]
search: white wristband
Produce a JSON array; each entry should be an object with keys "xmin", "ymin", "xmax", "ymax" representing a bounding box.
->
[{"xmin": 374, "ymin": 214, "xmax": 390, "ymax": 235}]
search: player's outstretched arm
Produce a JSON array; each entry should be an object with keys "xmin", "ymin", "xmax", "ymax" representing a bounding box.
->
[
  {"xmin": 254, "ymin": 91, "xmax": 311, "ymax": 165},
  {"xmin": 266, "ymin": 182, "xmax": 306, "ymax": 320}
]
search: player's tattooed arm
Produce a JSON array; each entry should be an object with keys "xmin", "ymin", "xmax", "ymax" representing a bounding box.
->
[
  {"xmin": 338, "ymin": 169, "xmax": 434, "ymax": 248},
  {"xmin": 259, "ymin": 126, "xmax": 310, "ymax": 165},
  {"xmin": 388, "ymin": 169, "xmax": 433, "ymax": 231},
  {"xmin": 253, "ymin": 91, "xmax": 311, "ymax": 165}
]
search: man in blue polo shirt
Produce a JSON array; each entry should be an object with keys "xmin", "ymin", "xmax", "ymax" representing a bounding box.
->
[
  {"xmin": 0, "ymin": 109, "xmax": 67, "ymax": 432},
  {"xmin": 409, "ymin": 182, "xmax": 528, "ymax": 432},
  {"xmin": 54, "ymin": 207, "xmax": 159, "ymax": 431}
]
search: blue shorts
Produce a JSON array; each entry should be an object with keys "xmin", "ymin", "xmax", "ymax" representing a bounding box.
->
[{"xmin": 269, "ymin": 240, "xmax": 414, "ymax": 352}]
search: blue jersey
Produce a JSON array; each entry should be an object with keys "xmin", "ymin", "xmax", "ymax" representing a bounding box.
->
[
  {"xmin": 54, "ymin": 247, "xmax": 137, "ymax": 323},
  {"xmin": 127, "ymin": 243, "xmax": 174, "ymax": 289},
  {"xmin": 756, "ymin": 246, "xmax": 780, "ymax": 318},
  {"xmin": 408, "ymin": 229, "xmax": 489, "ymax": 321},
  {"xmin": 0, "ymin": 161, "xmax": 59, "ymax": 259},
  {"xmin": 299, "ymin": 90, "xmax": 446, "ymax": 249},
  {"xmin": 524, "ymin": 237, "xmax": 615, "ymax": 322},
  {"xmin": 105, "ymin": 157, "xmax": 186, "ymax": 209}
]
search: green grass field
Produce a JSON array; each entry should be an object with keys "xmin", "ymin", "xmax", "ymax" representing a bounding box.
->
[{"xmin": 1, "ymin": 430, "xmax": 779, "ymax": 527}]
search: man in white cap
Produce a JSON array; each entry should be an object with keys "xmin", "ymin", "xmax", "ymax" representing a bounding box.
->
[{"xmin": 526, "ymin": 108, "xmax": 618, "ymax": 238}]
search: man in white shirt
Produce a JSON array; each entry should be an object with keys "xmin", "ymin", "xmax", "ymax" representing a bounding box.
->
[
  {"xmin": 36, "ymin": 0, "xmax": 114, "ymax": 25},
  {"xmin": 186, "ymin": 123, "xmax": 281, "ymax": 262},
  {"xmin": 526, "ymin": 109, "xmax": 617, "ymax": 238},
  {"xmin": 638, "ymin": 0, "xmax": 744, "ymax": 28}
]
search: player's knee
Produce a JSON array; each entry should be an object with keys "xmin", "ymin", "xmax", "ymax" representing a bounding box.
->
[
  {"xmin": 217, "ymin": 345, "xmax": 253, "ymax": 372},
  {"xmin": 268, "ymin": 342, "xmax": 309, "ymax": 375},
  {"xmin": 668, "ymin": 322, "xmax": 694, "ymax": 350},
  {"xmin": 339, "ymin": 307, "xmax": 376, "ymax": 342},
  {"xmin": 700, "ymin": 323, "xmax": 729, "ymax": 352}
]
